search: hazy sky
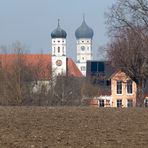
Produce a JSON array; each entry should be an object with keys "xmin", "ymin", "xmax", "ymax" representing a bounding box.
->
[{"xmin": 0, "ymin": 0, "xmax": 115, "ymax": 60}]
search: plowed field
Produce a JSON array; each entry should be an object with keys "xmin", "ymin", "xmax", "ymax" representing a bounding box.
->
[{"xmin": 0, "ymin": 107, "xmax": 148, "ymax": 148}]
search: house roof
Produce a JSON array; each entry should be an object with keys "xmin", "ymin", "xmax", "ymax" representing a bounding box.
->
[
  {"xmin": 86, "ymin": 60, "xmax": 116, "ymax": 79},
  {"xmin": 0, "ymin": 54, "xmax": 83, "ymax": 79}
]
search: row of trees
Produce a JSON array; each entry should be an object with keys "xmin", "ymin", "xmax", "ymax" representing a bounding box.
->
[
  {"xmin": 0, "ymin": 43, "xmax": 99, "ymax": 106},
  {"xmin": 105, "ymin": 0, "xmax": 148, "ymax": 106}
]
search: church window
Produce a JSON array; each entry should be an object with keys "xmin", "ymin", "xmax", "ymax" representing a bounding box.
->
[
  {"xmin": 58, "ymin": 47, "xmax": 60, "ymax": 53},
  {"xmin": 82, "ymin": 41, "xmax": 84, "ymax": 43},
  {"xmin": 58, "ymin": 40, "xmax": 60, "ymax": 43},
  {"xmin": 87, "ymin": 40, "xmax": 89, "ymax": 43},
  {"xmin": 62, "ymin": 47, "xmax": 65, "ymax": 55},
  {"xmin": 81, "ymin": 66, "xmax": 86, "ymax": 71},
  {"xmin": 54, "ymin": 47, "xmax": 56, "ymax": 54}
]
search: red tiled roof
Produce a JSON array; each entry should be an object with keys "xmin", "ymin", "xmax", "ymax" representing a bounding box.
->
[
  {"xmin": 0, "ymin": 54, "xmax": 83, "ymax": 79},
  {"xmin": 67, "ymin": 58, "xmax": 83, "ymax": 78}
]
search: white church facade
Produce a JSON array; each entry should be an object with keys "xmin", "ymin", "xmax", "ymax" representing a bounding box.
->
[{"xmin": 51, "ymin": 18, "xmax": 94, "ymax": 77}]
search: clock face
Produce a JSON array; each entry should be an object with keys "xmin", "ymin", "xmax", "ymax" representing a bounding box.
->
[
  {"xmin": 81, "ymin": 46, "xmax": 85, "ymax": 51},
  {"xmin": 56, "ymin": 60, "xmax": 62, "ymax": 66}
]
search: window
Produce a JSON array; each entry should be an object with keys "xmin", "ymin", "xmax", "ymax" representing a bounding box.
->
[
  {"xmin": 82, "ymin": 41, "xmax": 84, "ymax": 43},
  {"xmin": 58, "ymin": 47, "xmax": 60, "ymax": 53},
  {"xmin": 99, "ymin": 100, "xmax": 104, "ymax": 107},
  {"xmin": 62, "ymin": 47, "xmax": 65, "ymax": 55},
  {"xmin": 127, "ymin": 80, "xmax": 133, "ymax": 94},
  {"xmin": 58, "ymin": 40, "xmax": 60, "ymax": 43},
  {"xmin": 127, "ymin": 99, "xmax": 133, "ymax": 107},
  {"xmin": 106, "ymin": 100, "xmax": 110, "ymax": 107},
  {"xmin": 53, "ymin": 47, "xmax": 56, "ymax": 54},
  {"xmin": 81, "ymin": 66, "xmax": 86, "ymax": 71},
  {"xmin": 117, "ymin": 81, "xmax": 122, "ymax": 94},
  {"xmin": 106, "ymin": 80, "xmax": 111, "ymax": 86},
  {"xmin": 117, "ymin": 99, "xmax": 122, "ymax": 108},
  {"xmin": 145, "ymin": 99, "xmax": 148, "ymax": 107}
]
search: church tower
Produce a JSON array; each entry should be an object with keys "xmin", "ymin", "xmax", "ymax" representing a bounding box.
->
[
  {"xmin": 51, "ymin": 20, "xmax": 67, "ymax": 77},
  {"xmin": 75, "ymin": 16, "xmax": 94, "ymax": 76}
]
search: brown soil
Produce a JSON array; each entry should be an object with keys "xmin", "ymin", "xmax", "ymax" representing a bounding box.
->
[{"xmin": 0, "ymin": 107, "xmax": 148, "ymax": 148}]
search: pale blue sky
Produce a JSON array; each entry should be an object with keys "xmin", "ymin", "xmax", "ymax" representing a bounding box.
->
[{"xmin": 0, "ymin": 0, "xmax": 115, "ymax": 60}]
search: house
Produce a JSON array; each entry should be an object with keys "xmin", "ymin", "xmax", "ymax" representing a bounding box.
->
[
  {"xmin": 86, "ymin": 61, "xmax": 148, "ymax": 108},
  {"xmin": 86, "ymin": 61, "xmax": 116, "ymax": 107},
  {"xmin": 110, "ymin": 71, "xmax": 137, "ymax": 107}
]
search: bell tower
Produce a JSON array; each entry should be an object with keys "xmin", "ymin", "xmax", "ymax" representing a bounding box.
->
[
  {"xmin": 51, "ymin": 19, "xmax": 67, "ymax": 77},
  {"xmin": 75, "ymin": 16, "xmax": 94, "ymax": 76}
]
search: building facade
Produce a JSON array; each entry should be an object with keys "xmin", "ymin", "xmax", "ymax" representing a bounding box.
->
[
  {"xmin": 110, "ymin": 71, "xmax": 137, "ymax": 107},
  {"xmin": 51, "ymin": 20, "xmax": 67, "ymax": 77},
  {"xmin": 75, "ymin": 17, "xmax": 94, "ymax": 76},
  {"xmin": 86, "ymin": 61, "xmax": 148, "ymax": 108}
]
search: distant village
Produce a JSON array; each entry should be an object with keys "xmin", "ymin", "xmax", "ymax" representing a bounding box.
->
[{"xmin": 0, "ymin": 16, "xmax": 148, "ymax": 107}]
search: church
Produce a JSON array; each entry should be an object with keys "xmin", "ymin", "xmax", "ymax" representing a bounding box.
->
[
  {"xmin": 0, "ymin": 17, "xmax": 148, "ymax": 107},
  {"xmin": 0, "ymin": 17, "xmax": 94, "ymax": 79},
  {"xmin": 51, "ymin": 17, "xmax": 94, "ymax": 77}
]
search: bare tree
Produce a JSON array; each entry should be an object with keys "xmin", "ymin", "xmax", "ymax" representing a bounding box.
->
[
  {"xmin": 81, "ymin": 79, "xmax": 99, "ymax": 99},
  {"xmin": 106, "ymin": 0, "xmax": 148, "ymax": 36},
  {"xmin": 107, "ymin": 27, "xmax": 148, "ymax": 106},
  {"xmin": 105, "ymin": 0, "xmax": 148, "ymax": 106},
  {"xmin": 0, "ymin": 43, "xmax": 36, "ymax": 105},
  {"xmin": 50, "ymin": 76, "xmax": 82, "ymax": 106}
]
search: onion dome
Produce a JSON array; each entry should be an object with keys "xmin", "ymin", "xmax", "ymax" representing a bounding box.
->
[
  {"xmin": 75, "ymin": 17, "xmax": 94, "ymax": 39},
  {"xmin": 51, "ymin": 19, "xmax": 67, "ymax": 38}
]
